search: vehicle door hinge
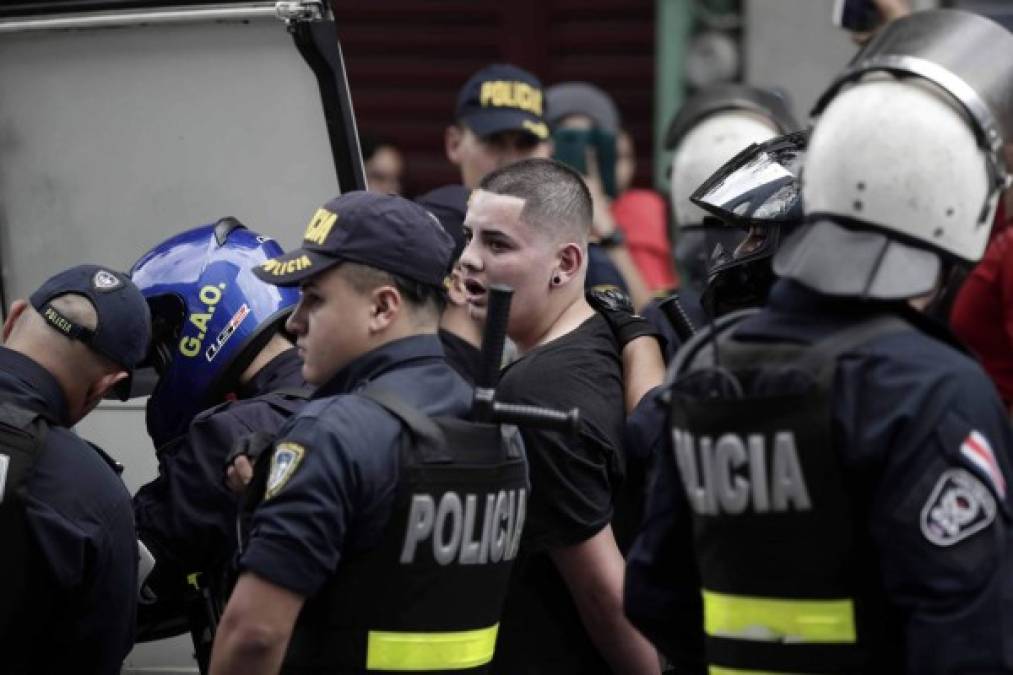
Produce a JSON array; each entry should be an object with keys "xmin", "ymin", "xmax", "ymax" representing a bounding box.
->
[{"xmin": 275, "ymin": 0, "xmax": 325, "ymax": 24}]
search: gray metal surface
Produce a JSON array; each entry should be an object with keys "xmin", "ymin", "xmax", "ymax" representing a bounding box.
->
[
  {"xmin": 817, "ymin": 9, "xmax": 1013, "ymax": 156},
  {"xmin": 0, "ymin": 2, "xmax": 279, "ymax": 32},
  {"xmin": 0, "ymin": 15, "xmax": 337, "ymax": 305},
  {"xmin": 743, "ymin": 0, "xmax": 938, "ymax": 124}
]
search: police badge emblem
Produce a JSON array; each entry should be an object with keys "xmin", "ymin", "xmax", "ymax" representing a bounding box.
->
[
  {"xmin": 921, "ymin": 468, "xmax": 996, "ymax": 547},
  {"xmin": 92, "ymin": 269, "xmax": 122, "ymax": 291},
  {"xmin": 265, "ymin": 442, "xmax": 306, "ymax": 500}
]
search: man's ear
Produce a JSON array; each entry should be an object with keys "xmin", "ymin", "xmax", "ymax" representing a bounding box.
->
[
  {"xmin": 553, "ymin": 242, "xmax": 584, "ymax": 287},
  {"xmin": 369, "ymin": 286, "xmax": 402, "ymax": 333},
  {"xmin": 445, "ymin": 124, "xmax": 463, "ymax": 165},
  {"xmin": 533, "ymin": 140, "xmax": 553, "ymax": 160},
  {"xmin": 84, "ymin": 370, "xmax": 129, "ymax": 410},
  {"xmin": 445, "ymin": 268, "xmax": 468, "ymax": 307},
  {"xmin": 2, "ymin": 299, "xmax": 29, "ymax": 343}
]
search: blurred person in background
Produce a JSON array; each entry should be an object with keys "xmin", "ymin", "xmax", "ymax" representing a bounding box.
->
[
  {"xmin": 546, "ymin": 81, "xmax": 652, "ymax": 309},
  {"xmin": 612, "ymin": 128, "xmax": 678, "ymax": 293},
  {"xmin": 445, "ymin": 63, "xmax": 551, "ymax": 189},
  {"xmin": 416, "ymin": 184, "xmax": 485, "ymax": 383},
  {"xmin": 361, "ymin": 134, "xmax": 405, "ymax": 196}
]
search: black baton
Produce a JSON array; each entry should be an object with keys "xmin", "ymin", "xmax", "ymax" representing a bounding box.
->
[{"xmin": 659, "ymin": 293, "xmax": 697, "ymax": 343}]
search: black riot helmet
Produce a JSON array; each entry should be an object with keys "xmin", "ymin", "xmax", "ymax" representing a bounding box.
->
[
  {"xmin": 666, "ymin": 84, "xmax": 800, "ymax": 295},
  {"xmin": 691, "ymin": 130, "xmax": 808, "ymax": 316}
]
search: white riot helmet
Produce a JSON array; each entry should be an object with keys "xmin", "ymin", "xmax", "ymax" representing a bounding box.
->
[
  {"xmin": 666, "ymin": 84, "xmax": 800, "ymax": 229},
  {"xmin": 775, "ymin": 9, "xmax": 1013, "ymax": 300},
  {"xmin": 670, "ymin": 112, "xmax": 781, "ymax": 227}
]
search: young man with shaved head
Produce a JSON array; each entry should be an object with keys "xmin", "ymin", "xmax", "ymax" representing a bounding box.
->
[{"xmin": 459, "ymin": 158, "xmax": 659, "ymax": 674}]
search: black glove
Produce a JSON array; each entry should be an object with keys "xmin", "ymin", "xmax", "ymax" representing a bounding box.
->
[
  {"xmin": 223, "ymin": 431, "xmax": 275, "ymax": 484},
  {"xmin": 586, "ymin": 285, "xmax": 666, "ymax": 351}
]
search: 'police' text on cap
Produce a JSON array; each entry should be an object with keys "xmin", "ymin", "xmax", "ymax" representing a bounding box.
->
[
  {"xmin": 255, "ymin": 191, "xmax": 456, "ymax": 289},
  {"xmin": 455, "ymin": 64, "xmax": 549, "ymax": 141}
]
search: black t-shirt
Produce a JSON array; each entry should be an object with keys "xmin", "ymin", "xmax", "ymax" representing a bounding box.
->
[{"xmin": 493, "ymin": 314, "xmax": 626, "ymax": 674}]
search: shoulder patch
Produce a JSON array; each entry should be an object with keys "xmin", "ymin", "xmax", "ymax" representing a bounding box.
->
[
  {"xmin": 921, "ymin": 468, "xmax": 996, "ymax": 547},
  {"xmin": 265, "ymin": 442, "xmax": 306, "ymax": 500}
]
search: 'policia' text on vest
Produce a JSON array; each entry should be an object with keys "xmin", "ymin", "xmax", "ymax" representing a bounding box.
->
[
  {"xmin": 400, "ymin": 489, "xmax": 527, "ymax": 565},
  {"xmin": 672, "ymin": 429, "xmax": 812, "ymax": 515}
]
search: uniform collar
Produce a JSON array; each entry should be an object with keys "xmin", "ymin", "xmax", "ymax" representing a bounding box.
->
[
  {"xmin": 236, "ymin": 347, "xmax": 305, "ymax": 400},
  {"xmin": 742, "ymin": 279, "xmax": 963, "ymax": 350},
  {"xmin": 0, "ymin": 346, "xmax": 70, "ymax": 425},
  {"xmin": 313, "ymin": 333, "xmax": 446, "ymax": 399}
]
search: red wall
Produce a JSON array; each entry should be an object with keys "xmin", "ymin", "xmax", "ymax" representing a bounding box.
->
[{"xmin": 335, "ymin": 0, "xmax": 656, "ymax": 196}]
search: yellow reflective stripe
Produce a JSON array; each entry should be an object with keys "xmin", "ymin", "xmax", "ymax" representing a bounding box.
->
[
  {"xmin": 366, "ymin": 623, "xmax": 498, "ymax": 671},
  {"xmin": 703, "ymin": 590, "xmax": 856, "ymax": 644},
  {"xmin": 709, "ymin": 667, "xmax": 808, "ymax": 675}
]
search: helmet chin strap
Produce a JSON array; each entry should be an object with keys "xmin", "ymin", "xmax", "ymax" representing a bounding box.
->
[{"xmin": 860, "ymin": 236, "xmax": 892, "ymax": 301}]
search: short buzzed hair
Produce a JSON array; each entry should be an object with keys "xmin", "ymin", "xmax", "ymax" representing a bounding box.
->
[
  {"xmin": 479, "ymin": 158, "xmax": 593, "ymax": 242},
  {"xmin": 338, "ymin": 262, "xmax": 445, "ymax": 324}
]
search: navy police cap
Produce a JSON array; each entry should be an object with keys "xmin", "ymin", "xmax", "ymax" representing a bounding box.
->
[
  {"xmin": 415, "ymin": 184, "xmax": 470, "ymax": 263},
  {"xmin": 255, "ymin": 191, "xmax": 456, "ymax": 288},
  {"xmin": 455, "ymin": 63, "xmax": 549, "ymax": 141},
  {"xmin": 29, "ymin": 264, "xmax": 152, "ymax": 372}
]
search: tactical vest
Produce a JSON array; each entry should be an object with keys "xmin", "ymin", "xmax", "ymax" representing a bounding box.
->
[
  {"xmin": 668, "ymin": 311, "xmax": 908, "ymax": 674},
  {"xmin": 247, "ymin": 389, "xmax": 529, "ymax": 674},
  {"xmin": 0, "ymin": 402, "xmax": 50, "ymax": 655}
]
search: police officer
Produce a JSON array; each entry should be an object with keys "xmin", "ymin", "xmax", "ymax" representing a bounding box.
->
[
  {"xmin": 692, "ymin": 130, "xmax": 808, "ymax": 316},
  {"xmin": 210, "ymin": 191, "xmax": 528, "ymax": 674},
  {"xmin": 0, "ymin": 264, "xmax": 150, "ymax": 673},
  {"xmin": 624, "ymin": 10, "xmax": 1013, "ymax": 673},
  {"xmin": 129, "ymin": 220, "xmax": 303, "ymax": 646},
  {"xmin": 446, "ymin": 63, "xmax": 552, "ymax": 189},
  {"xmin": 415, "ymin": 184, "xmax": 485, "ymax": 384},
  {"xmin": 646, "ymin": 83, "xmax": 800, "ymax": 354}
]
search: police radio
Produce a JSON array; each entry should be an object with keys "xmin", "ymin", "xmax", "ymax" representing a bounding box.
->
[{"xmin": 473, "ymin": 284, "xmax": 579, "ymax": 434}]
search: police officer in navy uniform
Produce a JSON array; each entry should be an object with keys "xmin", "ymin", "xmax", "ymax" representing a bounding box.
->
[
  {"xmin": 210, "ymin": 191, "xmax": 528, "ymax": 675},
  {"xmin": 445, "ymin": 63, "xmax": 551, "ymax": 190},
  {"xmin": 415, "ymin": 184, "xmax": 486, "ymax": 384},
  {"xmin": 0, "ymin": 264, "xmax": 150, "ymax": 674},
  {"xmin": 624, "ymin": 10, "xmax": 1013, "ymax": 674},
  {"xmin": 129, "ymin": 220, "xmax": 303, "ymax": 646}
]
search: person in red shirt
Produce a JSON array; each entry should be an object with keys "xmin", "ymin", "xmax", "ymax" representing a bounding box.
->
[
  {"xmin": 612, "ymin": 129, "xmax": 678, "ymax": 292},
  {"xmin": 950, "ymin": 199, "xmax": 1013, "ymax": 410}
]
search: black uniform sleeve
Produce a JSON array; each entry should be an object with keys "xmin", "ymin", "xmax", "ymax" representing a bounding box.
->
[
  {"xmin": 240, "ymin": 406, "xmax": 399, "ymax": 597},
  {"xmin": 133, "ymin": 406, "xmax": 251, "ymax": 575},
  {"xmin": 848, "ymin": 360, "xmax": 1013, "ymax": 673},
  {"xmin": 623, "ymin": 390, "xmax": 706, "ymax": 672}
]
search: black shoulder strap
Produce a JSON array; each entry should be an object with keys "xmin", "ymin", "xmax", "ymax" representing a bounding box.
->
[
  {"xmin": 0, "ymin": 401, "xmax": 49, "ymax": 639},
  {"xmin": 0, "ymin": 402, "xmax": 49, "ymax": 502},
  {"xmin": 666, "ymin": 308, "xmax": 759, "ymax": 383},
  {"xmin": 669, "ymin": 311, "xmax": 912, "ymax": 397},
  {"xmin": 795, "ymin": 314, "xmax": 909, "ymax": 384},
  {"xmin": 359, "ymin": 388, "xmax": 451, "ymax": 463}
]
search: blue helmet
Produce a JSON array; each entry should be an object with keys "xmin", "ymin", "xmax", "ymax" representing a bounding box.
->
[{"xmin": 131, "ymin": 218, "xmax": 300, "ymax": 446}]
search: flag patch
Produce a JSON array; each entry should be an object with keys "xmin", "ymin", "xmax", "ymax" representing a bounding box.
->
[{"xmin": 960, "ymin": 430, "xmax": 1005, "ymax": 498}]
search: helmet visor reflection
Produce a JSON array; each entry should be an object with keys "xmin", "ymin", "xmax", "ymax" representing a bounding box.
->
[{"xmin": 691, "ymin": 130, "xmax": 808, "ymax": 229}]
